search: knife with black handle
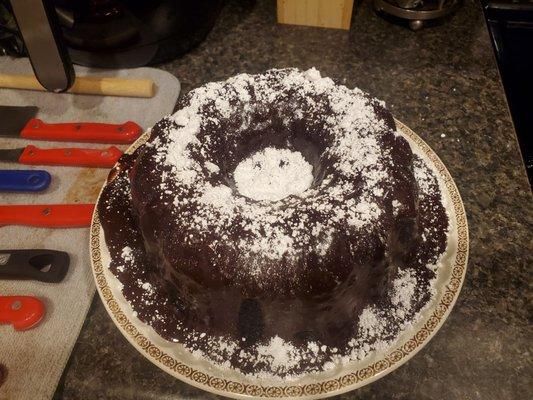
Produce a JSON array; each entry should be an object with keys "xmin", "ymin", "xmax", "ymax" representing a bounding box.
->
[{"xmin": 0, "ymin": 249, "xmax": 69, "ymax": 283}]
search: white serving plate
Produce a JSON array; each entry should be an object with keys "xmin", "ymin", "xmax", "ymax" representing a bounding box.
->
[{"xmin": 90, "ymin": 120, "xmax": 469, "ymax": 399}]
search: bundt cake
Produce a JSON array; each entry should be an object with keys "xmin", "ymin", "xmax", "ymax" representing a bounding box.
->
[{"xmin": 98, "ymin": 68, "xmax": 450, "ymax": 377}]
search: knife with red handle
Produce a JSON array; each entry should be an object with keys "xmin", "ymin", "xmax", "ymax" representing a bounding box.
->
[
  {"xmin": 0, "ymin": 145, "xmax": 122, "ymax": 168},
  {"xmin": 0, "ymin": 204, "xmax": 94, "ymax": 227},
  {"xmin": 0, "ymin": 296, "xmax": 45, "ymax": 331},
  {"xmin": 21, "ymin": 119, "xmax": 142, "ymax": 143},
  {"xmin": 0, "ymin": 105, "xmax": 142, "ymax": 143}
]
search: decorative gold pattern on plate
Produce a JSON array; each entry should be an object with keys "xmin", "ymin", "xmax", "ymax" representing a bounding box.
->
[{"xmin": 90, "ymin": 121, "xmax": 469, "ymax": 398}]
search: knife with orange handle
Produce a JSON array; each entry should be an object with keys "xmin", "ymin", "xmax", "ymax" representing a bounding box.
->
[
  {"xmin": 0, "ymin": 145, "xmax": 122, "ymax": 168},
  {"xmin": 1, "ymin": 105, "xmax": 142, "ymax": 143},
  {"xmin": 0, "ymin": 296, "xmax": 45, "ymax": 331},
  {"xmin": 20, "ymin": 120, "xmax": 142, "ymax": 144},
  {"xmin": 0, "ymin": 204, "xmax": 94, "ymax": 228}
]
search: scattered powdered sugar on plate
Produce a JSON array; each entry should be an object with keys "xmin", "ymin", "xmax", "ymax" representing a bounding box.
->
[
  {"xmin": 414, "ymin": 160, "xmax": 433, "ymax": 193},
  {"xmin": 121, "ymin": 246, "xmax": 133, "ymax": 263},
  {"xmin": 116, "ymin": 246, "xmax": 134, "ymax": 273},
  {"xmin": 255, "ymin": 336, "xmax": 302, "ymax": 372},
  {"xmin": 391, "ymin": 268, "xmax": 417, "ymax": 319}
]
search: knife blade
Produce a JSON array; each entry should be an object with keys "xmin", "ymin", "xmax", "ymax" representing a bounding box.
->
[
  {"xmin": 0, "ymin": 296, "xmax": 45, "ymax": 331},
  {"xmin": 0, "ymin": 204, "xmax": 94, "ymax": 227},
  {"xmin": 0, "ymin": 105, "xmax": 142, "ymax": 143},
  {"xmin": 0, "ymin": 249, "xmax": 69, "ymax": 282},
  {"xmin": 0, "ymin": 145, "xmax": 122, "ymax": 167},
  {"xmin": 0, "ymin": 170, "xmax": 51, "ymax": 192}
]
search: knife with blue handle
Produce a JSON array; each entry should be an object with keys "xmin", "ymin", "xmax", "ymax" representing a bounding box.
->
[{"xmin": 0, "ymin": 170, "xmax": 51, "ymax": 192}]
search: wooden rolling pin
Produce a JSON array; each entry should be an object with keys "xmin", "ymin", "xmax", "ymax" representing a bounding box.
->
[{"xmin": 0, "ymin": 73, "xmax": 155, "ymax": 98}]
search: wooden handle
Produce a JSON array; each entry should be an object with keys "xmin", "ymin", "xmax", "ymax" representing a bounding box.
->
[{"xmin": 0, "ymin": 74, "xmax": 155, "ymax": 98}]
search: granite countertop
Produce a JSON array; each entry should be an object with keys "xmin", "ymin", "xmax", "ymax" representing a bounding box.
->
[{"xmin": 53, "ymin": 0, "xmax": 532, "ymax": 398}]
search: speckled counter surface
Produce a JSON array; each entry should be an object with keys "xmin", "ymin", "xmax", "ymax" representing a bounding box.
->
[{"xmin": 53, "ymin": 0, "xmax": 532, "ymax": 399}]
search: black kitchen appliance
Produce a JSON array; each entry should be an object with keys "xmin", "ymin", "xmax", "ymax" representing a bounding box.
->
[
  {"xmin": 484, "ymin": 0, "xmax": 533, "ymax": 185},
  {"xmin": 1, "ymin": 0, "xmax": 224, "ymax": 92}
]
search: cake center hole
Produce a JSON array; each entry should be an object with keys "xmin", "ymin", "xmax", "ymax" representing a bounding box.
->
[{"xmin": 233, "ymin": 147, "xmax": 313, "ymax": 201}]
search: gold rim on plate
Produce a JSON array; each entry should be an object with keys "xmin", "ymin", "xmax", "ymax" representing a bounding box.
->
[{"xmin": 90, "ymin": 120, "xmax": 469, "ymax": 398}]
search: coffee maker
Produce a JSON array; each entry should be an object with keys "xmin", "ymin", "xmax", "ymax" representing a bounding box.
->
[{"xmin": 2, "ymin": 0, "xmax": 223, "ymax": 92}]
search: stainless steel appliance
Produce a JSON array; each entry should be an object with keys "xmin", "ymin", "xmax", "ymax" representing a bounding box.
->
[{"xmin": 374, "ymin": 0, "xmax": 461, "ymax": 30}]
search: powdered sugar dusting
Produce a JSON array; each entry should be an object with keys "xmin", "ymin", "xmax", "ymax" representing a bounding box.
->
[
  {"xmin": 234, "ymin": 147, "xmax": 313, "ymax": 201},
  {"xmin": 391, "ymin": 268, "xmax": 418, "ymax": 319},
  {"xmin": 121, "ymin": 246, "xmax": 133, "ymax": 263},
  {"xmin": 414, "ymin": 161, "xmax": 433, "ymax": 193},
  {"xmin": 256, "ymin": 336, "xmax": 301, "ymax": 371},
  {"xmin": 149, "ymin": 68, "xmax": 395, "ymax": 261}
]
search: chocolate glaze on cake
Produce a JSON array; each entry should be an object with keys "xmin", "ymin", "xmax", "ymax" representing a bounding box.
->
[{"xmin": 98, "ymin": 68, "xmax": 450, "ymax": 378}]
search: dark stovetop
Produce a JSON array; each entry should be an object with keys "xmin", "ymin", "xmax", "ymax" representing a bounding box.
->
[
  {"xmin": 483, "ymin": 0, "xmax": 533, "ymax": 186},
  {"xmin": 53, "ymin": 1, "xmax": 532, "ymax": 399}
]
